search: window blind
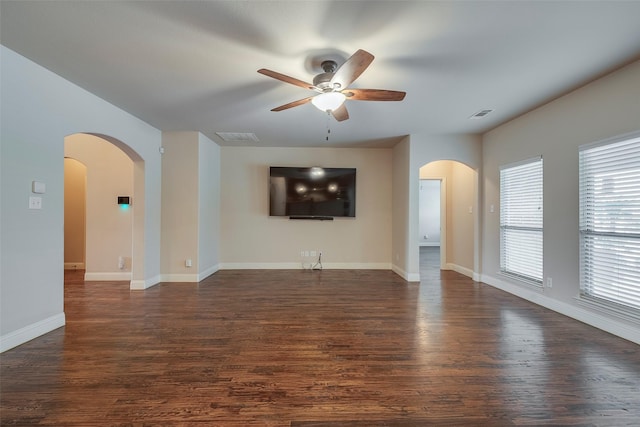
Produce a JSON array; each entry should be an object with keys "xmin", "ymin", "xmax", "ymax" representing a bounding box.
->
[
  {"xmin": 500, "ymin": 157, "xmax": 543, "ymax": 284},
  {"xmin": 579, "ymin": 133, "xmax": 640, "ymax": 311}
]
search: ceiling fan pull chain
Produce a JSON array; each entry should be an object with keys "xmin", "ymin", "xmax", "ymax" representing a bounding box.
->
[{"xmin": 326, "ymin": 111, "xmax": 331, "ymax": 142}]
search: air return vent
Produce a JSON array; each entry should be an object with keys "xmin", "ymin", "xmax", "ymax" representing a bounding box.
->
[
  {"xmin": 215, "ymin": 132, "xmax": 259, "ymax": 142},
  {"xmin": 469, "ymin": 109, "xmax": 494, "ymax": 119}
]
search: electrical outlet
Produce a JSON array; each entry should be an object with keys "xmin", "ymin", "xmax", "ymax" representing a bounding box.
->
[
  {"xmin": 185, "ymin": 259, "xmax": 192, "ymax": 268},
  {"xmin": 546, "ymin": 277, "xmax": 553, "ymax": 288}
]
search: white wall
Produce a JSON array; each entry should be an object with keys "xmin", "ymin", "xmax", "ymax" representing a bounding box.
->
[
  {"xmin": 482, "ymin": 59, "xmax": 640, "ymax": 343},
  {"xmin": 161, "ymin": 131, "xmax": 220, "ymax": 281},
  {"xmin": 449, "ymin": 162, "xmax": 475, "ymax": 272},
  {"xmin": 1, "ymin": 46, "xmax": 162, "ymax": 352},
  {"xmin": 197, "ymin": 133, "xmax": 221, "ymax": 277},
  {"xmin": 161, "ymin": 132, "xmax": 200, "ymax": 278},
  {"xmin": 65, "ymin": 134, "xmax": 134, "ymax": 279},
  {"xmin": 220, "ymin": 146, "xmax": 392, "ymax": 269},
  {"xmin": 392, "ymin": 137, "xmax": 414, "ymax": 280}
]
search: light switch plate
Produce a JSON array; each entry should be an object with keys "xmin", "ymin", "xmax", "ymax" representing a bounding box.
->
[{"xmin": 29, "ymin": 196, "xmax": 42, "ymax": 209}]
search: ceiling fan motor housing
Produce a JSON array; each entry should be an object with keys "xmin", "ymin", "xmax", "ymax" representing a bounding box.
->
[
  {"xmin": 313, "ymin": 60, "xmax": 339, "ymax": 91},
  {"xmin": 320, "ymin": 60, "xmax": 338, "ymax": 73}
]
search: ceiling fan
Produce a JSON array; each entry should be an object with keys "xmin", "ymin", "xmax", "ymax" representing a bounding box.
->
[{"xmin": 258, "ymin": 49, "xmax": 406, "ymax": 122}]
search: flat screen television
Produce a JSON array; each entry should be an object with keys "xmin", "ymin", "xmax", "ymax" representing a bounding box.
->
[{"xmin": 269, "ymin": 166, "xmax": 356, "ymax": 218}]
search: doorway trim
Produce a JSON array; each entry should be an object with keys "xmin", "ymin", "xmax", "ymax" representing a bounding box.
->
[
  {"xmin": 418, "ymin": 177, "xmax": 447, "ymax": 270},
  {"xmin": 439, "ymin": 178, "xmax": 447, "ymax": 270}
]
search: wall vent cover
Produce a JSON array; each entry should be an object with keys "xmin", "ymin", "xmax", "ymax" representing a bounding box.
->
[
  {"xmin": 469, "ymin": 109, "xmax": 494, "ymax": 119},
  {"xmin": 215, "ymin": 132, "xmax": 259, "ymax": 142}
]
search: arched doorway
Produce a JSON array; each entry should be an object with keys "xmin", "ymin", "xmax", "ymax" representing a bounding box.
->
[
  {"xmin": 419, "ymin": 160, "xmax": 477, "ymax": 280},
  {"xmin": 64, "ymin": 133, "xmax": 143, "ymax": 288}
]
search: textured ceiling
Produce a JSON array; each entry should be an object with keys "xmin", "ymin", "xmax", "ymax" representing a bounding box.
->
[{"xmin": 2, "ymin": 1, "xmax": 640, "ymax": 147}]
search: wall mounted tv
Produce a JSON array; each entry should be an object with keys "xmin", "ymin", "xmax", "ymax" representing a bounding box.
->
[{"xmin": 269, "ymin": 166, "xmax": 356, "ymax": 219}]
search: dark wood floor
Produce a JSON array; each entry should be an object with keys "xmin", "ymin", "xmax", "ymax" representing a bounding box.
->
[{"xmin": 2, "ymin": 247, "xmax": 639, "ymax": 426}]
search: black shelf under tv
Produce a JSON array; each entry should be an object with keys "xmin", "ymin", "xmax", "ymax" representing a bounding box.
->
[{"xmin": 289, "ymin": 216, "xmax": 334, "ymax": 221}]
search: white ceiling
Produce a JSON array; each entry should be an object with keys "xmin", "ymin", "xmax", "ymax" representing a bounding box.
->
[{"xmin": 2, "ymin": 1, "xmax": 640, "ymax": 148}]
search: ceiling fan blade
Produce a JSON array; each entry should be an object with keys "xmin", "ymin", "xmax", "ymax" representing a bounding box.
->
[
  {"xmin": 343, "ymin": 88, "xmax": 406, "ymax": 101},
  {"xmin": 258, "ymin": 68, "xmax": 316, "ymax": 91},
  {"xmin": 331, "ymin": 49, "xmax": 374, "ymax": 89},
  {"xmin": 331, "ymin": 104, "xmax": 349, "ymax": 122},
  {"xmin": 270, "ymin": 96, "xmax": 314, "ymax": 112}
]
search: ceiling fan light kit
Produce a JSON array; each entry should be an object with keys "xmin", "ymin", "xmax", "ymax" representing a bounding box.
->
[
  {"xmin": 258, "ymin": 49, "xmax": 405, "ymax": 122},
  {"xmin": 311, "ymin": 92, "xmax": 346, "ymax": 112}
]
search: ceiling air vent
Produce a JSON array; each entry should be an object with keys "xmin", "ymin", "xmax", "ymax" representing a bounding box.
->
[
  {"xmin": 469, "ymin": 109, "xmax": 494, "ymax": 119},
  {"xmin": 215, "ymin": 132, "xmax": 259, "ymax": 142}
]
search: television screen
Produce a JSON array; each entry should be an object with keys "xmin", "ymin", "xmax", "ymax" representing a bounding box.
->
[{"xmin": 269, "ymin": 167, "xmax": 356, "ymax": 218}]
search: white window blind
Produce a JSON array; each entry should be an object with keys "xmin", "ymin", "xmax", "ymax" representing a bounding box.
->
[
  {"xmin": 579, "ymin": 133, "xmax": 640, "ymax": 312},
  {"xmin": 500, "ymin": 157, "xmax": 543, "ymax": 284}
]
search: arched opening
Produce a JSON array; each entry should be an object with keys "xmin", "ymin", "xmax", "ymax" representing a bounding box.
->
[
  {"xmin": 418, "ymin": 160, "xmax": 477, "ymax": 281},
  {"xmin": 64, "ymin": 133, "xmax": 144, "ymax": 288}
]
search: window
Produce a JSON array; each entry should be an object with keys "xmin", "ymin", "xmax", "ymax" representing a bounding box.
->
[
  {"xmin": 500, "ymin": 157, "xmax": 543, "ymax": 284},
  {"xmin": 579, "ymin": 132, "xmax": 640, "ymax": 312}
]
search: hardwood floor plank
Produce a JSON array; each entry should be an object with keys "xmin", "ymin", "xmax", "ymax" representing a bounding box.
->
[{"xmin": 1, "ymin": 252, "xmax": 639, "ymax": 425}]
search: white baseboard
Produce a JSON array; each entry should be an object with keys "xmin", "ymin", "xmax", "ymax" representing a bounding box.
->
[
  {"xmin": 391, "ymin": 264, "xmax": 421, "ymax": 282},
  {"xmin": 480, "ymin": 273, "xmax": 640, "ymax": 345},
  {"xmin": 130, "ymin": 274, "xmax": 161, "ymax": 290},
  {"xmin": 160, "ymin": 273, "xmax": 200, "ymax": 283},
  {"xmin": 220, "ymin": 262, "xmax": 299, "ymax": 269},
  {"xmin": 419, "ymin": 243, "xmax": 440, "ymax": 247},
  {"xmin": 160, "ymin": 264, "xmax": 219, "ymax": 283},
  {"xmin": 218, "ymin": 262, "xmax": 392, "ymax": 270},
  {"xmin": 1, "ymin": 313, "xmax": 66, "ymax": 353},
  {"xmin": 218, "ymin": 262, "xmax": 418, "ymax": 281},
  {"xmin": 85, "ymin": 272, "xmax": 161, "ymax": 290},
  {"xmin": 198, "ymin": 264, "xmax": 219, "ymax": 280},
  {"xmin": 84, "ymin": 272, "xmax": 132, "ymax": 281},
  {"xmin": 324, "ymin": 262, "xmax": 392, "ymax": 270},
  {"xmin": 444, "ymin": 263, "xmax": 476, "ymax": 280},
  {"xmin": 64, "ymin": 262, "xmax": 85, "ymax": 270}
]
